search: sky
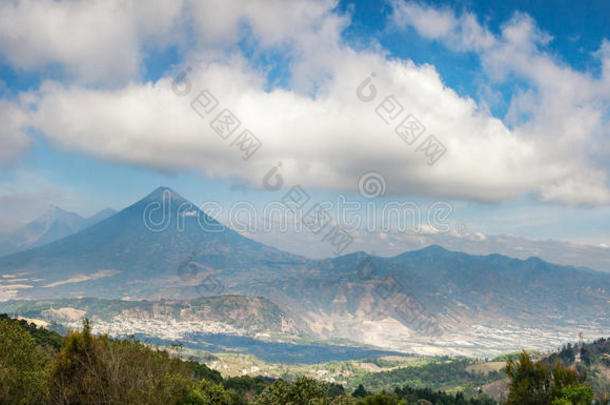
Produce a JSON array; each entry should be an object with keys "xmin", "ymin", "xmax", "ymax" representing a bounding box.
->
[{"xmin": 0, "ymin": 0, "xmax": 609, "ymax": 269}]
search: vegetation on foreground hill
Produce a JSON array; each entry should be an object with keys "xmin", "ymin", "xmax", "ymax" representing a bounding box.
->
[
  {"xmin": 352, "ymin": 357, "xmax": 504, "ymax": 395},
  {"xmin": 504, "ymin": 351, "xmax": 595, "ymax": 404},
  {"xmin": 0, "ymin": 315, "xmax": 606, "ymax": 404},
  {"xmin": 547, "ymin": 338, "xmax": 610, "ymax": 402}
]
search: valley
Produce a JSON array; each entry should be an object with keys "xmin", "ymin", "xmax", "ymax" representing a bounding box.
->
[{"xmin": 0, "ymin": 187, "xmax": 607, "ymax": 358}]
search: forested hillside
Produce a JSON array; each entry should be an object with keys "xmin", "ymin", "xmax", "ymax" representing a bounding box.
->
[
  {"xmin": 0, "ymin": 315, "xmax": 494, "ymax": 404},
  {"xmin": 546, "ymin": 338, "xmax": 610, "ymax": 403},
  {"xmin": 0, "ymin": 315, "xmax": 606, "ymax": 404}
]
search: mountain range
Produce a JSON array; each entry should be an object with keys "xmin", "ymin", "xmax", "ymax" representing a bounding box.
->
[
  {"xmin": 0, "ymin": 205, "xmax": 116, "ymax": 256},
  {"xmin": 0, "ymin": 187, "xmax": 608, "ymax": 356}
]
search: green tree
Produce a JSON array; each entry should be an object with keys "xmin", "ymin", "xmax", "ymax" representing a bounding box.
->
[
  {"xmin": 197, "ymin": 379, "xmax": 232, "ymax": 405},
  {"xmin": 550, "ymin": 359, "xmax": 585, "ymax": 399},
  {"xmin": 505, "ymin": 351, "xmax": 552, "ymax": 404},
  {"xmin": 255, "ymin": 377, "xmax": 329, "ymax": 405},
  {"xmin": 505, "ymin": 351, "xmax": 594, "ymax": 405},
  {"xmin": 0, "ymin": 319, "xmax": 49, "ymax": 404},
  {"xmin": 357, "ymin": 392, "xmax": 406, "ymax": 405},
  {"xmin": 353, "ymin": 384, "xmax": 370, "ymax": 398},
  {"xmin": 48, "ymin": 319, "xmax": 206, "ymax": 405},
  {"xmin": 179, "ymin": 384, "xmax": 207, "ymax": 405},
  {"xmin": 552, "ymin": 384, "xmax": 595, "ymax": 405}
]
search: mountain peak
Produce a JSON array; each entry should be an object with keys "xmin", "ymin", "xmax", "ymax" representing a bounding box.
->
[
  {"xmin": 46, "ymin": 203, "xmax": 65, "ymax": 214},
  {"xmin": 393, "ymin": 244, "xmax": 454, "ymax": 261},
  {"xmin": 142, "ymin": 186, "xmax": 187, "ymax": 203},
  {"xmin": 39, "ymin": 205, "xmax": 82, "ymax": 223},
  {"xmin": 419, "ymin": 244, "xmax": 450, "ymax": 254}
]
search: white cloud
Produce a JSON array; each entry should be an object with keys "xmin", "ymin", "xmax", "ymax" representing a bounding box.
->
[
  {"xmin": 0, "ymin": 0, "xmax": 344, "ymax": 87},
  {"xmin": 185, "ymin": 0, "xmax": 350, "ymax": 93},
  {"xmin": 392, "ymin": 3, "xmax": 455, "ymax": 39},
  {"xmin": 0, "ymin": 0, "xmax": 609, "ymax": 206},
  {"xmin": 391, "ymin": 2, "xmax": 610, "ymax": 205},
  {"xmin": 0, "ymin": 0, "xmax": 184, "ymax": 84},
  {"xmin": 28, "ymin": 52, "xmax": 538, "ymax": 202},
  {"xmin": 0, "ymin": 100, "xmax": 30, "ymax": 165},
  {"xmin": 391, "ymin": 1, "xmax": 495, "ymax": 51}
]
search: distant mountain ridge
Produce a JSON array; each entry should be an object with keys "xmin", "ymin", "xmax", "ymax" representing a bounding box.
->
[
  {"xmin": 0, "ymin": 186, "xmax": 607, "ymax": 355},
  {"xmin": 244, "ymin": 245, "xmax": 609, "ymax": 343},
  {"xmin": 0, "ymin": 205, "xmax": 116, "ymax": 256}
]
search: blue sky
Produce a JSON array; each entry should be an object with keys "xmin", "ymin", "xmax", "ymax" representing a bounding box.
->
[{"xmin": 0, "ymin": 0, "xmax": 609, "ymax": 268}]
